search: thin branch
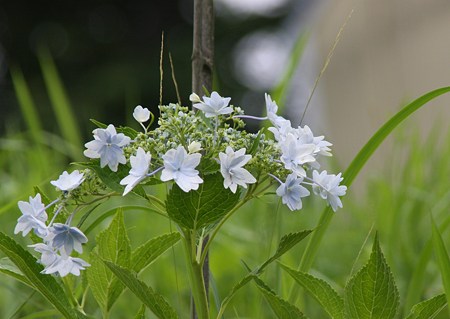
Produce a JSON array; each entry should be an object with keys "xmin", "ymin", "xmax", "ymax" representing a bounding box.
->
[
  {"xmin": 159, "ymin": 32, "xmax": 164, "ymax": 108},
  {"xmin": 169, "ymin": 53, "xmax": 182, "ymax": 105}
]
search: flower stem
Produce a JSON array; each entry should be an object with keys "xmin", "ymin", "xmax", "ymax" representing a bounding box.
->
[{"xmin": 183, "ymin": 231, "xmax": 209, "ymax": 319}]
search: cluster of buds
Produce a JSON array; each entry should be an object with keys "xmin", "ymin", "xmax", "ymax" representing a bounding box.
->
[{"xmin": 15, "ymin": 91, "xmax": 346, "ymax": 277}]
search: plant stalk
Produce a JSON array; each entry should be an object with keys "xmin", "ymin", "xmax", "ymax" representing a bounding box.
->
[
  {"xmin": 192, "ymin": 0, "xmax": 214, "ymax": 317},
  {"xmin": 183, "ymin": 232, "xmax": 209, "ymax": 319}
]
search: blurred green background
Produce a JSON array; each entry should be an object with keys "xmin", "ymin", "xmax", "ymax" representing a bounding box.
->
[{"xmin": 1, "ymin": 0, "xmax": 450, "ymax": 318}]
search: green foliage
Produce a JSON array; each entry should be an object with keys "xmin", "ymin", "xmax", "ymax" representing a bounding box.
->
[
  {"xmin": 166, "ymin": 173, "xmax": 241, "ymax": 230},
  {"xmin": 217, "ymin": 230, "xmax": 312, "ymax": 317},
  {"xmin": 253, "ymin": 277, "xmax": 306, "ymax": 318},
  {"xmin": 104, "ymin": 261, "xmax": 178, "ymax": 319},
  {"xmin": 0, "ymin": 257, "xmax": 32, "ymax": 287},
  {"xmin": 37, "ymin": 46, "xmax": 83, "ymax": 160},
  {"xmin": 133, "ymin": 304, "xmax": 146, "ymax": 319},
  {"xmin": 294, "ymin": 87, "xmax": 450, "ymax": 304},
  {"xmin": 0, "ymin": 232, "xmax": 86, "ymax": 319},
  {"xmin": 10, "ymin": 65, "xmax": 43, "ymax": 144},
  {"xmin": 131, "ymin": 232, "xmax": 180, "ymax": 273},
  {"xmin": 431, "ymin": 217, "xmax": 450, "ymax": 316},
  {"xmin": 87, "ymin": 209, "xmax": 131, "ymax": 315},
  {"xmin": 76, "ymin": 161, "xmax": 147, "ymax": 200},
  {"xmin": 405, "ymin": 294, "xmax": 447, "ymax": 319},
  {"xmin": 344, "ymin": 234, "xmax": 399, "ymax": 319},
  {"xmin": 280, "ymin": 264, "xmax": 344, "ymax": 319}
]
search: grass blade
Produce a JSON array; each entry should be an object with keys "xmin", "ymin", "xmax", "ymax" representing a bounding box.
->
[
  {"xmin": 9, "ymin": 65, "xmax": 43, "ymax": 143},
  {"xmin": 431, "ymin": 216, "xmax": 450, "ymax": 317},
  {"xmin": 271, "ymin": 32, "xmax": 309, "ymax": 109},
  {"xmin": 37, "ymin": 46, "xmax": 82, "ymax": 159}
]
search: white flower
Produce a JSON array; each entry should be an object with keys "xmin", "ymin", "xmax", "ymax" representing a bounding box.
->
[
  {"xmin": 46, "ymin": 256, "xmax": 90, "ymax": 277},
  {"xmin": 279, "ymin": 134, "xmax": 317, "ymax": 177},
  {"xmin": 294, "ymin": 125, "xmax": 332, "ymax": 157},
  {"xmin": 30, "ymin": 243, "xmax": 90, "ymax": 277},
  {"xmin": 46, "ymin": 223, "xmax": 88, "ymax": 255},
  {"xmin": 133, "ymin": 105, "xmax": 151, "ymax": 123},
  {"xmin": 193, "ymin": 91, "xmax": 233, "ymax": 118},
  {"xmin": 14, "ymin": 194, "xmax": 48, "ymax": 238},
  {"xmin": 219, "ymin": 147, "xmax": 256, "ymax": 193},
  {"xmin": 84, "ymin": 124, "xmax": 131, "ymax": 172},
  {"xmin": 188, "ymin": 141, "xmax": 202, "ymax": 153},
  {"xmin": 268, "ymin": 118, "xmax": 293, "ymax": 142},
  {"xmin": 312, "ymin": 170, "xmax": 347, "ymax": 212},
  {"xmin": 161, "ymin": 146, "xmax": 203, "ymax": 192},
  {"xmin": 29, "ymin": 243, "xmax": 59, "ymax": 267},
  {"xmin": 276, "ymin": 173, "xmax": 310, "ymax": 211},
  {"xmin": 50, "ymin": 170, "xmax": 85, "ymax": 192},
  {"xmin": 120, "ymin": 147, "xmax": 151, "ymax": 195},
  {"xmin": 265, "ymin": 93, "xmax": 287, "ymax": 127}
]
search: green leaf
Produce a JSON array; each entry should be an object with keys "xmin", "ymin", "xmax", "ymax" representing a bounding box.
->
[
  {"xmin": 217, "ymin": 274, "xmax": 256, "ymax": 317},
  {"xmin": 431, "ymin": 217, "xmax": 450, "ymax": 316},
  {"xmin": 405, "ymin": 294, "xmax": 447, "ymax": 319},
  {"xmin": 344, "ymin": 234, "xmax": 399, "ymax": 319},
  {"xmin": 253, "ymin": 277, "xmax": 307, "ymax": 319},
  {"xmin": 0, "ymin": 232, "xmax": 86, "ymax": 319},
  {"xmin": 0, "ymin": 257, "xmax": 32, "ymax": 287},
  {"xmin": 166, "ymin": 173, "xmax": 240, "ymax": 230},
  {"xmin": 280, "ymin": 263, "xmax": 344, "ymax": 319},
  {"xmin": 104, "ymin": 261, "xmax": 178, "ymax": 319},
  {"xmin": 291, "ymin": 87, "xmax": 450, "ymax": 302},
  {"xmin": 217, "ymin": 230, "xmax": 312, "ymax": 317},
  {"xmin": 87, "ymin": 209, "xmax": 131, "ymax": 314},
  {"xmin": 75, "ymin": 161, "xmax": 147, "ymax": 200},
  {"xmin": 134, "ymin": 304, "xmax": 146, "ymax": 319},
  {"xmin": 259, "ymin": 230, "xmax": 313, "ymax": 273},
  {"xmin": 88, "ymin": 119, "xmax": 139, "ymax": 139},
  {"xmin": 131, "ymin": 232, "xmax": 181, "ymax": 273},
  {"xmin": 89, "ymin": 119, "xmax": 108, "ymax": 129}
]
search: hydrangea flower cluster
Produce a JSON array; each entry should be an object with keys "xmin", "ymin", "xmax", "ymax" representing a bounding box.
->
[
  {"xmin": 15, "ymin": 91, "xmax": 346, "ymax": 278},
  {"xmin": 15, "ymin": 171, "xmax": 90, "ymax": 277},
  {"xmin": 84, "ymin": 91, "xmax": 346, "ymax": 212}
]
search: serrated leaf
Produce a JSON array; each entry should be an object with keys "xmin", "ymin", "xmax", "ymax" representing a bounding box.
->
[
  {"xmin": 344, "ymin": 234, "xmax": 399, "ymax": 319},
  {"xmin": 218, "ymin": 274, "xmax": 255, "ymax": 317},
  {"xmin": 134, "ymin": 304, "xmax": 146, "ymax": 319},
  {"xmin": 131, "ymin": 232, "xmax": 181, "ymax": 273},
  {"xmin": 405, "ymin": 294, "xmax": 447, "ymax": 319},
  {"xmin": 218, "ymin": 230, "xmax": 312, "ymax": 317},
  {"xmin": 253, "ymin": 277, "xmax": 307, "ymax": 319},
  {"xmin": 0, "ymin": 232, "xmax": 86, "ymax": 319},
  {"xmin": 87, "ymin": 209, "xmax": 131, "ymax": 314},
  {"xmin": 259, "ymin": 230, "xmax": 313, "ymax": 272},
  {"xmin": 104, "ymin": 261, "xmax": 178, "ymax": 319},
  {"xmin": 166, "ymin": 173, "xmax": 240, "ymax": 230},
  {"xmin": 280, "ymin": 263, "xmax": 344, "ymax": 319},
  {"xmin": 0, "ymin": 257, "xmax": 32, "ymax": 287},
  {"xmin": 431, "ymin": 218, "xmax": 450, "ymax": 316}
]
